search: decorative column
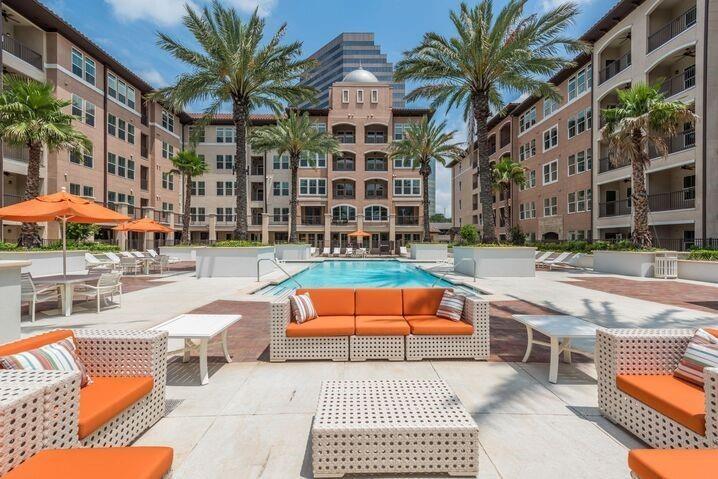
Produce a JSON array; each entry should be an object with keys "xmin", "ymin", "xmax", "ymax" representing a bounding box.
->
[
  {"xmin": 116, "ymin": 203, "xmax": 129, "ymax": 251},
  {"xmin": 389, "ymin": 213, "xmax": 396, "ymax": 248},
  {"xmin": 324, "ymin": 213, "xmax": 332, "ymax": 249},
  {"xmin": 168, "ymin": 210, "xmax": 176, "ymax": 246},
  {"xmin": 208, "ymin": 213, "xmax": 217, "ymax": 243},
  {"xmin": 262, "ymin": 213, "xmax": 270, "ymax": 245}
]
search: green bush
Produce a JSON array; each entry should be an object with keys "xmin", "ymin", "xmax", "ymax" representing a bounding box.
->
[
  {"xmin": 66, "ymin": 223, "xmax": 101, "ymax": 241},
  {"xmin": 688, "ymin": 249, "xmax": 718, "ymax": 261},
  {"xmin": 529, "ymin": 239, "xmax": 646, "ymax": 253},
  {"xmin": 459, "ymin": 224, "xmax": 479, "ymax": 245},
  {"xmin": 212, "ymin": 240, "xmax": 264, "ymax": 247},
  {"xmin": 509, "ymin": 226, "xmax": 526, "ymax": 245},
  {"xmin": 0, "ymin": 241, "xmax": 119, "ymax": 252}
]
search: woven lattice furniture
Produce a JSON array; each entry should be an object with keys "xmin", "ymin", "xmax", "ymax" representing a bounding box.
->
[
  {"xmin": 349, "ymin": 335, "xmax": 404, "ymax": 361},
  {"xmin": 312, "ymin": 380, "xmax": 479, "ymax": 478},
  {"xmin": 0, "ymin": 382, "xmax": 46, "ymax": 475},
  {"xmin": 596, "ymin": 328, "xmax": 718, "ymax": 449}
]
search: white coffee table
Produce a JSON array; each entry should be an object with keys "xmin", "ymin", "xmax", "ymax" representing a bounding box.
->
[
  {"xmin": 151, "ymin": 314, "xmax": 241, "ymax": 385},
  {"xmin": 512, "ymin": 314, "xmax": 601, "ymax": 383}
]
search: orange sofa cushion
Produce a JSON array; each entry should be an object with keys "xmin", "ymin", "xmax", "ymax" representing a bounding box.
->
[
  {"xmin": 355, "ymin": 316, "xmax": 410, "ymax": 336},
  {"xmin": 295, "ymin": 288, "xmax": 355, "ymax": 316},
  {"xmin": 406, "ymin": 315, "xmax": 473, "ymax": 335},
  {"xmin": 286, "ymin": 316, "xmax": 355, "ymax": 337},
  {"xmin": 0, "ymin": 330, "xmax": 74, "ymax": 357},
  {"xmin": 355, "ymin": 289, "xmax": 403, "ymax": 316},
  {"xmin": 402, "ymin": 288, "xmax": 448, "ymax": 315},
  {"xmin": 628, "ymin": 449, "xmax": 718, "ymax": 479},
  {"xmin": 3, "ymin": 447, "xmax": 173, "ymax": 479},
  {"xmin": 78, "ymin": 376, "xmax": 153, "ymax": 439},
  {"xmin": 617, "ymin": 374, "xmax": 705, "ymax": 435}
]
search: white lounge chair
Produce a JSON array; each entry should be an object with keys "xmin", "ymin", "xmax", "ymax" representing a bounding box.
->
[
  {"xmin": 120, "ymin": 251, "xmax": 134, "ymax": 258},
  {"xmin": 74, "ymin": 272, "xmax": 122, "ymax": 312},
  {"xmin": 310, "ymin": 247, "xmax": 317, "ymax": 256},
  {"xmin": 104, "ymin": 252, "xmax": 122, "ymax": 266},
  {"xmin": 84, "ymin": 252, "xmax": 113, "ymax": 272},
  {"xmin": 534, "ymin": 251, "xmax": 552, "ymax": 264},
  {"xmin": 20, "ymin": 273, "xmax": 61, "ymax": 322},
  {"xmin": 357, "ymin": 247, "xmax": 367, "ymax": 258},
  {"xmin": 149, "ymin": 255, "xmax": 170, "ymax": 274},
  {"xmin": 542, "ymin": 252, "xmax": 573, "ymax": 270},
  {"xmin": 322, "ymin": 247, "xmax": 331, "ymax": 256},
  {"xmin": 146, "ymin": 249, "xmax": 158, "ymax": 257},
  {"xmin": 131, "ymin": 251, "xmax": 146, "ymax": 258},
  {"xmin": 399, "ymin": 246, "xmax": 409, "ymax": 257},
  {"xmin": 332, "ymin": 247, "xmax": 341, "ymax": 256},
  {"xmin": 345, "ymin": 247, "xmax": 354, "ymax": 257}
]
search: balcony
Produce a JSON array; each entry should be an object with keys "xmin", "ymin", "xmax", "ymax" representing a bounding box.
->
[
  {"xmin": 648, "ymin": 128, "xmax": 695, "ymax": 158},
  {"xmin": 270, "ymin": 216, "xmax": 288, "ymax": 225},
  {"xmin": 657, "ymin": 65, "xmax": 695, "ymax": 98},
  {"xmin": 648, "ymin": 6, "xmax": 697, "ymax": 53},
  {"xmin": 331, "ymin": 218, "xmax": 355, "ymax": 225},
  {"xmin": 599, "ymin": 199, "xmax": 631, "ymax": 218},
  {"xmin": 2, "ymin": 35, "xmax": 43, "ymax": 70},
  {"xmin": 599, "ymin": 52, "xmax": 631, "ymax": 84},
  {"xmin": 396, "ymin": 215, "xmax": 419, "ymax": 226},
  {"xmin": 648, "ymin": 188, "xmax": 695, "ymax": 211},
  {"xmin": 598, "ymin": 155, "xmax": 630, "ymax": 173},
  {"xmin": 302, "ymin": 215, "xmax": 324, "ymax": 225},
  {"xmin": 2, "ymin": 194, "xmax": 23, "ymax": 207},
  {"xmin": 4, "ymin": 144, "xmax": 30, "ymax": 163}
]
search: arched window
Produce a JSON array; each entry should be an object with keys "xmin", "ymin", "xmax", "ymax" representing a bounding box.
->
[
  {"xmin": 365, "ymin": 179, "xmax": 387, "ymax": 199},
  {"xmin": 364, "ymin": 205, "xmax": 388, "ymax": 222},
  {"xmin": 332, "ymin": 205, "xmax": 356, "ymax": 223}
]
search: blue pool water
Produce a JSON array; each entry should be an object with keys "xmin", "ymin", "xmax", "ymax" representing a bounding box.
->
[{"xmin": 258, "ymin": 260, "xmax": 477, "ymax": 297}]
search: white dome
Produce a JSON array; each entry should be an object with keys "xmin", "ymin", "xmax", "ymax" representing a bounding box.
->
[{"xmin": 342, "ymin": 67, "xmax": 379, "ymax": 83}]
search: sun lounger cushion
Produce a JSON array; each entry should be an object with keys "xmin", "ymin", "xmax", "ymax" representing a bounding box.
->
[
  {"xmin": 673, "ymin": 328, "xmax": 718, "ymax": 387},
  {"xmin": 289, "ymin": 293, "xmax": 317, "ymax": 324},
  {"xmin": 617, "ymin": 374, "xmax": 705, "ymax": 435},
  {"xmin": 296, "ymin": 289, "xmax": 355, "ymax": 316},
  {"xmin": 0, "ymin": 330, "xmax": 74, "ymax": 356},
  {"xmin": 355, "ymin": 289, "xmax": 403, "ymax": 316},
  {"xmin": 3, "ymin": 446, "xmax": 173, "ymax": 479},
  {"xmin": 628, "ymin": 449, "xmax": 718, "ymax": 479},
  {"xmin": 355, "ymin": 316, "xmax": 410, "ymax": 336},
  {"xmin": 402, "ymin": 288, "xmax": 447, "ymax": 315},
  {"xmin": 286, "ymin": 316, "xmax": 355, "ymax": 337},
  {"xmin": 79, "ymin": 376, "xmax": 154, "ymax": 439},
  {"xmin": 405, "ymin": 316, "xmax": 473, "ymax": 335},
  {"xmin": 0, "ymin": 337, "xmax": 92, "ymax": 387},
  {"xmin": 436, "ymin": 290, "xmax": 465, "ymax": 322}
]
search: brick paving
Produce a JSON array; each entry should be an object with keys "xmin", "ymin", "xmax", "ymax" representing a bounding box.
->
[{"xmin": 563, "ymin": 277, "xmax": 718, "ymax": 314}]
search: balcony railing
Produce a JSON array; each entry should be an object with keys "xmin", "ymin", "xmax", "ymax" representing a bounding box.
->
[
  {"xmin": 270, "ymin": 217, "xmax": 288, "ymax": 225},
  {"xmin": 140, "ymin": 179, "xmax": 149, "ymax": 191},
  {"xmin": 250, "ymin": 166, "xmax": 264, "ymax": 175},
  {"xmin": 2, "ymin": 35, "xmax": 43, "ymax": 70},
  {"xmin": 648, "ymin": 188, "xmax": 695, "ymax": 211},
  {"xmin": 3, "ymin": 144, "xmax": 30, "ymax": 163},
  {"xmin": 648, "ymin": 6, "xmax": 697, "ymax": 52},
  {"xmin": 365, "ymin": 134, "xmax": 386, "ymax": 144},
  {"xmin": 250, "ymin": 216, "xmax": 262, "ymax": 226},
  {"xmin": 658, "ymin": 65, "xmax": 695, "ymax": 98},
  {"xmin": 333, "ymin": 192, "xmax": 355, "ymax": 199},
  {"xmin": 396, "ymin": 215, "xmax": 419, "ymax": 225},
  {"xmin": 334, "ymin": 134, "xmax": 355, "ymax": 144},
  {"xmin": 365, "ymin": 193, "xmax": 387, "ymax": 200},
  {"xmin": 302, "ymin": 215, "xmax": 324, "ymax": 225},
  {"xmin": 598, "ymin": 199, "xmax": 631, "ymax": 217},
  {"xmin": 331, "ymin": 218, "xmax": 355, "ymax": 225},
  {"xmin": 649, "ymin": 129, "xmax": 695, "ymax": 158},
  {"xmin": 599, "ymin": 52, "xmax": 631, "ymax": 84},
  {"xmin": 333, "ymin": 162, "xmax": 355, "ymax": 171},
  {"xmin": 2, "ymin": 194, "xmax": 23, "ymax": 207},
  {"xmin": 598, "ymin": 155, "xmax": 631, "ymax": 173}
]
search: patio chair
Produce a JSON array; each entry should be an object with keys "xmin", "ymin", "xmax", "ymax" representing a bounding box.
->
[
  {"xmin": 84, "ymin": 252, "xmax": 113, "ymax": 272},
  {"xmin": 73, "ymin": 272, "xmax": 123, "ymax": 313},
  {"xmin": 534, "ymin": 251, "xmax": 552, "ymax": 264},
  {"xmin": 332, "ymin": 247, "xmax": 341, "ymax": 256},
  {"xmin": 120, "ymin": 251, "xmax": 134, "ymax": 258},
  {"xmin": 131, "ymin": 251, "xmax": 146, "ymax": 258},
  {"xmin": 399, "ymin": 246, "xmax": 409, "ymax": 257},
  {"xmin": 310, "ymin": 247, "xmax": 317, "ymax": 256},
  {"xmin": 356, "ymin": 247, "xmax": 367, "ymax": 258},
  {"xmin": 150, "ymin": 255, "xmax": 170, "ymax": 274},
  {"xmin": 104, "ymin": 251, "xmax": 122, "ymax": 267},
  {"xmin": 146, "ymin": 249, "xmax": 158, "ymax": 257},
  {"xmin": 345, "ymin": 247, "xmax": 354, "ymax": 257},
  {"xmin": 322, "ymin": 247, "xmax": 331, "ymax": 256},
  {"xmin": 542, "ymin": 252, "xmax": 573, "ymax": 270},
  {"xmin": 120, "ymin": 256, "xmax": 140, "ymax": 275},
  {"xmin": 20, "ymin": 273, "xmax": 61, "ymax": 322}
]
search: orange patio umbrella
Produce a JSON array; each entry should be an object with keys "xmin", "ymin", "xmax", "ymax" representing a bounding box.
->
[
  {"xmin": 348, "ymin": 230, "xmax": 371, "ymax": 237},
  {"xmin": 113, "ymin": 217, "xmax": 173, "ymax": 233},
  {"xmin": 0, "ymin": 188, "xmax": 130, "ymax": 275}
]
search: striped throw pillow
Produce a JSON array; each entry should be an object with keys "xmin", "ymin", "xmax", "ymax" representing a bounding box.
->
[
  {"xmin": 290, "ymin": 293, "xmax": 317, "ymax": 324},
  {"xmin": 674, "ymin": 328, "xmax": 718, "ymax": 387},
  {"xmin": 436, "ymin": 290, "xmax": 466, "ymax": 322},
  {"xmin": 0, "ymin": 338, "xmax": 92, "ymax": 387}
]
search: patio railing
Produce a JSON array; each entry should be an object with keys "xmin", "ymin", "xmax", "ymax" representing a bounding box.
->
[
  {"xmin": 648, "ymin": 6, "xmax": 697, "ymax": 52},
  {"xmin": 648, "ymin": 188, "xmax": 695, "ymax": 212},
  {"xmin": 598, "ymin": 199, "xmax": 631, "ymax": 217},
  {"xmin": 2, "ymin": 35, "xmax": 43, "ymax": 70},
  {"xmin": 599, "ymin": 52, "xmax": 631, "ymax": 84}
]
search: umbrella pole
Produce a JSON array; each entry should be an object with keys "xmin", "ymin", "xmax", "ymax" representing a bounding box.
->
[{"xmin": 61, "ymin": 216, "xmax": 67, "ymax": 277}]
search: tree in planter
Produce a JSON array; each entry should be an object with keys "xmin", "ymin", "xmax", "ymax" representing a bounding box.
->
[
  {"xmin": 491, "ymin": 156, "xmax": 525, "ymax": 233},
  {"xmin": 601, "ymin": 82, "xmax": 695, "ymax": 248},
  {"xmin": 170, "ymin": 150, "xmax": 208, "ymax": 245},
  {"xmin": 388, "ymin": 117, "xmax": 462, "ymax": 241},
  {"xmin": 250, "ymin": 111, "xmax": 339, "ymax": 243},
  {"xmin": 0, "ymin": 75, "xmax": 90, "ymax": 247},
  {"xmin": 395, "ymin": 0, "xmax": 586, "ymax": 243},
  {"xmin": 150, "ymin": 1, "xmax": 316, "ymax": 240},
  {"xmin": 459, "ymin": 224, "xmax": 479, "ymax": 245}
]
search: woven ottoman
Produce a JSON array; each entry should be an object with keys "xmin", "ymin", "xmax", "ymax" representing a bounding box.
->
[{"xmin": 312, "ymin": 380, "xmax": 479, "ymax": 477}]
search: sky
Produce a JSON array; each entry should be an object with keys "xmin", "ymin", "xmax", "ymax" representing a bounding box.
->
[{"xmin": 43, "ymin": 0, "xmax": 611, "ymax": 217}]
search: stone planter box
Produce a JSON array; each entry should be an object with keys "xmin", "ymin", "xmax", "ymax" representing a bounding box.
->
[
  {"xmin": 410, "ymin": 244, "xmax": 448, "ymax": 261},
  {"xmin": 0, "ymin": 260, "xmax": 30, "ymax": 343},
  {"xmin": 275, "ymin": 244, "xmax": 311, "ymax": 261},
  {"xmin": 453, "ymin": 247, "xmax": 536, "ymax": 277},
  {"xmin": 592, "ymin": 250, "xmax": 662, "ymax": 277},
  {"xmin": 677, "ymin": 259, "xmax": 718, "ymax": 283},
  {"xmin": 572, "ymin": 254, "xmax": 594, "ymax": 269},
  {"xmin": 159, "ymin": 246, "xmax": 205, "ymax": 261},
  {"xmin": 0, "ymin": 250, "xmax": 86, "ymax": 276},
  {"xmin": 195, "ymin": 247, "xmax": 276, "ymax": 278}
]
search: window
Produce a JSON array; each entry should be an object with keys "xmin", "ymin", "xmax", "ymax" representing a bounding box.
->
[
  {"xmin": 107, "ymin": 153, "xmax": 134, "ymax": 179},
  {"xmin": 568, "ymin": 148, "xmax": 592, "ymax": 175},
  {"xmin": 162, "ymin": 172, "xmax": 174, "ymax": 190},
  {"xmin": 568, "ymin": 65, "xmax": 592, "ymax": 101},
  {"xmin": 273, "ymin": 207, "xmax": 289, "ymax": 223},
  {"xmin": 356, "ymin": 89, "xmax": 364, "ymax": 103},
  {"xmin": 127, "ymin": 123, "xmax": 135, "ymax": 144},
  {"xmin": 543, "ymin": 126, "xmax": 558, "ymax": 151},
  {"xmin": 161, "ymin": 110, "xmax": 174, "ymax": 132},
  {"xmin": 341, "ymin": 89, "xmax": 349, "ymax": 103},
  {"xmin": 364, "ymin": 205, "xmax": 387, "ymax": 221},
  {"xmin": 216, "ymin": 127, "xmax": 235, "ymax": 143},
  {"xmin": 189, "ymin": 126, "xmax": 205, "ymax": 143},
  {"xmin": 394, "ymin": 122, "xmax": 409, "ymax": 140},
  {"xmin": 70, "ymin": 145, "xmax": 93, "ymax": 168},
  {"xmin": 519, "ymin": 170, "xmax": 536, "ymax": 191},
  {"xmin": 394, "ymin": 178, "xmax": 420, "ymax": 196},
  {"xmin": 519, "ymin": 139, "xmax": 536, "ymax": 162},
  {"xmin": 216, "ymin": 181, "xmax": 235, "ymax": 196},
  {"xmin": 83, "ymin": 186, "xmax": 94, "ymax": 197},
  {"xmin": 684, "ymin": 175, "xmax": 696, "ymax": 200},
  {"xmin": 108, "ymin": 115, "xmax": 116, "ymax": 136},
  {"xmin": 190, "ymin": 207, "xmax": 205, "ymax": 223},
  {"xmin": 519, "ymin": 106, "xmax": 536, "ymax": 133},
  {"xmin": 299, "ymin": 151, "xmax": 326, "ymax": 168},
  {"xmin": 71, "ymin": 49, "xmax": 96, "ymax": 85},
  {"xmin": 543, "ymin": 196, "xmax": 558, "ymax": 216},
  {"xmin": 117, "ymin": 118, "xmax": 127, "ymax": 141},
  {"xmin": 272, "ymin": 181, "xmax": 289, "ymax": 197},
  {"xmin": 365, "ymin": 180, "xmax": 386, "ymax": 198},
  {"xmin": 107, "ymin": 73, "xmax": 135, "ymax": 109},
  {"xmin": 568, "ymin": 108, "xmax": 592, "ymax": 138},
  {"xmin": 543, "ymin": 160, "xmax": 558, "ymax": 184},
  {"xmin": 69, "ymin": 183, "xmax": 81, "ymax": 195},
  {"xmin": 299, "ymin": 178, "xmax": 327, "ymax": 196},
  {"xmin": 333, "ymin": 155, "xmax": 355, "ymax": 171},
  {"xmin": 393, "ymin": 157, "xmax": 413, "ymax": 168},
  {"xmin": 216, "ymin": 207, "xmax": 234, "ymax": 222},
  {"xmin": 365, "ymin": 156, "xmax": 387, "ymax": 171},
  {"xmin": 216, "ymin": 155, "xmax": 234, "ymax": 170},
  {"xmin": 332, "ymin": 205, "xmax": 356, "ymax": 222},
  {"xmin": 371, "ymin": 89, "xmax": 379, "ymax": 103},
  {"xmin": 543, "ymin": 98, "xmax": 559, "ymax": 118},
  {"xmin": 568, "ymin": 189, "xmax": 592, "ymax": 213},
  {"xmin": 311, "ymin": 123, "xmax": 327, "ymax": 133},
  {"xmin": 272, "ymin": 155, "xmax": 289, "ymax": 170},
  {"xmin": 519, "ymin": 202, "xmax": 536, "ymax": 220},
  {"xmin": 162, "ymin": 141, "xmax": 174, "ymax": 159},
  {"xmin": 190, "ymin": 181, "xmax": 205, "ymax": 196},
  {"xmin": 71, "ymin": 94, "xmax": 95, "ymax": 126}
]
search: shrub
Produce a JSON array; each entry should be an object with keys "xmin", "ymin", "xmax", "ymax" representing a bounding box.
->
[
  {"xmin": 66, "ymin": 223, "xmax": 100, "ymax": 241},
  {"xmin": 688, "ymin": 249, "xmax": 718, "ymax": 261},
  {"xmin": 0, "ymin": 241, "xmax": 119, "ymax": 252},
  {"xmin": 509, "ymin": 226, "xmax": 526, "ymax": 245},
  {"xmin": 212, "ymin": 240, "xmax": 264, "ymax": 247},
  {"xmin": 459, "ymin": 224, "xmax": 479, "ymax": 245}
]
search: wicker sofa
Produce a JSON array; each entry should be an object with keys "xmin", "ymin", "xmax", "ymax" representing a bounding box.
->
[
  {"xmin": 0, "ymin": 329, "xmax": 167, "ymax": 449},
  {"xmin": 270, "ymin": 287, "xmax": 490, "ymax": 362},
  {"xmin": 596, "ymin": 328, "xmax": 718, "ymax": 449}
]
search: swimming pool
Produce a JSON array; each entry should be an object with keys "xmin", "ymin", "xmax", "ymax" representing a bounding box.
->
[{"xmin": 257, "ymin": 260, "xmax": 477, "ymax": 297}]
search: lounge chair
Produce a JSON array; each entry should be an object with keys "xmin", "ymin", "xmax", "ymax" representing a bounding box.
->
[
  {"xmin": 120, "ymin": 251, "xmax": 134, "ymax": 258},
  {"xmin": 74, "ymin": 272, "xmax": 123, "ymax": 312},
  {"xmin": 150, "ymin": 255, "xmax": 170, "ymax": 274},
  {"xmin": 146, "ymin": 249, "xmax": 158, "ymax": 257},
  {"xmin": 120, "ymin": 256, "xmax": 140, "ymax": 275},
  {"xmin": 332, "ymin": 247, "xmax": 341, "ymax": 256},
  {"xmin": 84, "ymin": 252, "xmax": 113, "ymax": 272},
  {"xmin": 131, "ymin": 251, "xmax": 145, "ymax": 258},
  {"xmin": 356, "ymin": 247, "xmax": 367, "ymax": 258},
  {"xmin": 104, "ymin": 252, "xmax": 122, "ymax": 266},
  {"xmin": 534, "ymin": 251, "xmax": 552, "ymax": 264},
  {"xmin": 345, "ymin": 247, "xmax": 354, "ymax": 257},
  {"xmin": 399, "ymin": 246, "xmax": 409, "ymax": 257},
  {"xmin": 310, "ymin": 247, "xmax": 317, "ymax": 256},
  {"xmin": 20, "ymin": 273, "xmax": 61, "ymax": 322},
  {"xmin": 542, "ymin": 252, "xmax": 573, "ymax": 270},
  {"xmin": 322, "ymin": 247, "xmax": 331, "ymax": 256}
]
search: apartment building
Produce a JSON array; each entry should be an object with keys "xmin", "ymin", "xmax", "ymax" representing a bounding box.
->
[{"xmin": 185, "ymin": 67, "xmax": 430, "ymax": 250}]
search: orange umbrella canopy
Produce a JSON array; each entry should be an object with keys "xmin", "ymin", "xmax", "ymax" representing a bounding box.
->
[
  {"xmin": 113, "ymin": 217, "xmax": 173, "ymax": 233},
  {"xmin": 348, "ymin": 230, "xmax": 371, "ymax": 237},
  {"xmin": 0, "ymin": 189, "xmax": 129, "ymax": 223}
]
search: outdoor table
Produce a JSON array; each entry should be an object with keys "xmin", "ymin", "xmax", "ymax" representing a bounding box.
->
[
  {"xmin": 136, "ymin": 256, "xmax": 155, "ymax": 275},
  {"xmin": 512, "ymin": 314, "xmax": 601, "ymax": 383},
  {"xmin": 34, "ymin": 273, "xmax": 102, "ymax": 317},
  {"xmin": 151, "ymin": 314, "xmax": 241, "ymax": 385}
]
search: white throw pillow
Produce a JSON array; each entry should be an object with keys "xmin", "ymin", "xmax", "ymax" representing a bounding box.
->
[{"xmin": 290, "ymin": 293, "xmax": 318, "ymax": 324}]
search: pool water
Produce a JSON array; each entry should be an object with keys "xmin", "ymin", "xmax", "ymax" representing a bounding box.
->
[{"xmin": 257, "ymin": 260, "xmax": 477, "ymax": 297}]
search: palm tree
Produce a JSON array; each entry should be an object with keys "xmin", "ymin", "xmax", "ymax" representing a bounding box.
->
[
  {"xmin": 388, "ymin": 117, "xmax": 463, "ymax": 240},
  {"xmin": 150, "ymin": 1, "xmax": 316, "ymax": 241},
  {"xmin": 170, "ymin": 150, "xmax": 209, "ymax": 245},
  {"xmin": 250, "ymin": 111, "xmax": 339, "ymax": 243},
  {"xmin": 0, "ymin": 75, "xmax": 90, "ymax": 247},
  {"xmin": 491, "ymin": 156, "xmax": 525, "ymax": 232},
  {"xmin": 395, "ymin": 0, "xmax": 587, "ymax": 243},
  {"xmin": 601, "ymin": 82, "xmax": 695, "ymax": 248}
]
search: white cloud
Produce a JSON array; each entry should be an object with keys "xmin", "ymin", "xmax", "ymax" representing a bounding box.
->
[
  {"xmin": 227, "ymin": 0, "xmax": 277, "ymax": 17},
  {"xmin": 540, "ymin": 0, "xmax": 594, "ymax": 11},
  {"xmin": 104, "ymin": 0, "xmax": 197, "ymax": 26},
  {"xmin": 140, "ymin": 68, "xmax": 168, "ymax": 87}
]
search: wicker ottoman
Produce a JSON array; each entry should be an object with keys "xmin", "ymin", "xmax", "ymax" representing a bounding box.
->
[{"xmin": 312, "ymin": 380, "xmax": 479, "ymax": 478}]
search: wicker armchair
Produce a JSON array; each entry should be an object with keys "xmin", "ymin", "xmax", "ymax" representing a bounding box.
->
[{"xmin": 596, "ymin": 328, "xmax": 718, "ymax": 449}]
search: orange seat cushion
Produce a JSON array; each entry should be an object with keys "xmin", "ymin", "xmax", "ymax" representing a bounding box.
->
[
  {"xmin": 78, "ymin": 376, "xmax": 153, "ymax": 439},
  {"xmin": 295, "ymin": 288, "xmax": 355, "ymax": 316},
  {"xmin": 3, "ymin": 447, "xmax": 173, "ymax": 479},
  {"xmin": 355, "ymin": 289, "xmax": 403, "ymax": 316},
  {"xmin": 355, "ymin": 316, "xmax": 410, "ymax": 336},
  {"xmin": 617, "ymin": 374, "xmax": 705, "ymax": 435},
  {"xmin": 0, "ymin": 330, "xmax": 74, "ymax": 357},
  {"xmin": 628, "ymin": 449, "xmax": 718, "ymax": 479},
  {"xmin": 286, "ymin": 316, "xmax": 355, "ymax": 337},
  {"xmin": 402, "ymin": 288, "xmax": 448, "ymax": 315},
  {"xmin": 406, "ymin": 315, "xmax": 473, "ymax": 335}
]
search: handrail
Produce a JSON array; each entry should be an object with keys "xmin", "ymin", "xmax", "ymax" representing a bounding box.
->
[
  {"xmin": 431, "ymin": 257, "xmax": 477, "ymax": 286},
  {"xmin": 257, "ymin": 257, "xmax": 303, "ymax": 288}
]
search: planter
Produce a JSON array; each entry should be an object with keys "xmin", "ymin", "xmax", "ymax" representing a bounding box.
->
[
  {"xmin": 453, "ymin": 247, "xmax": 536, "ymax": 277},
  {"xmin": 677, "ymin": 259, "xmax": 718, "ymax": 283},
  {"xmin": 410, "ymin": 244, "xmax": 448, "ymax": 261},
  {"xmin": 592, "ymin": 250, "xmax": 667, "ymax": 278},
  {"xmin": 0, "ymin": 260, "xmax": 30, "ymax": 343},
  {"xmin": 159, "ymin": 245, "xmax": 205, "ymax": 261},
  {"xmin": 0, "ymin": 250, "xmax": 86, "ymax": 276},
  {"xmin": 275, "ymin": 244, "xmax": 311, "ymax": 261},
  {"xmin": 195, "ymin": 247, "xmax": 276, "ymax": 278}
]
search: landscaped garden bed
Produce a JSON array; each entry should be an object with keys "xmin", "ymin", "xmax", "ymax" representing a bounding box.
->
[
  {"xmin": 409, "ymin": 243, "xmax": 448, "ymax": 261},
  {"xmin": 453, "ymin": 245, "xmax": 536, "ymax": 277},
  {"xmin": 0, "ymin": 241, "xmax": 118, "ymax": 276},
  {"xmin": 275, "ymin": 243, "xmax": 311, "ymax": 260},
  {"xmin": 195, "ymin": 241, "xmax": 275, "ymax": 278},
  {"xmin": 676, "ymin": 250, "xmax": 718, "ymax": 283}
]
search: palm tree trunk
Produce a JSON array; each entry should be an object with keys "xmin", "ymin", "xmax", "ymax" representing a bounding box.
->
[
  {"xmin": 505, "ymin": 184, "xmax": 512, "ymax": 232},
  {"xmin": 472, "ymin": 92, "xmax": 496, "ymax": 243},
  {"xmin": 289, "ymin": 155, "xmax": 299, "ymax": 243},
  {"xmin": 232, "ymin": 98, "xmax": 249, "ymax": 241},
  {"xmin": 182, "ymin": 174, "xmax": 192, "ymax": 245},
  {"xmin": 631, "ymin": 131, "xmax": 652, "ymax": 248},
  {"xmin": 421, "ymin": 163, "xmax": 430, "ymax": 241},
  {"xmin": 18, "ymin": 142, "xmax": 42, "ymax": 248}
]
